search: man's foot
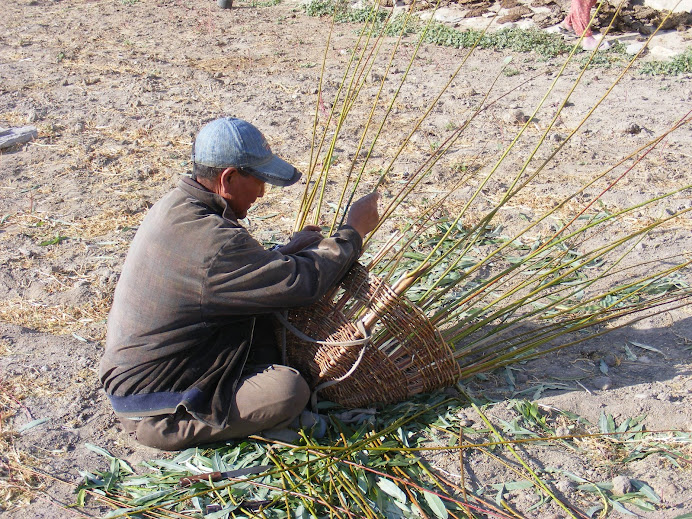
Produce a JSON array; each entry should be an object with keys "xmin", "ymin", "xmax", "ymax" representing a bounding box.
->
[{"xmin": 582, "ymin": 35, "xmax": 611, "ymax": 51}]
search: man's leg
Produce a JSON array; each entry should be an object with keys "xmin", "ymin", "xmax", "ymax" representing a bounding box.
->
[{"xmin": 126, "ymin": 365, "xmax": 310, "ymax": 450}]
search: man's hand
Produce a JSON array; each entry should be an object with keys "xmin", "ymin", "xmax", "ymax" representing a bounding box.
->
[
  {"xmin": 277, "ymin": 225, "xmax": 324, "ymax": 255},
  {"xmin": 347, "ymin": 192, "xmax": 379, "ymax": 239}
]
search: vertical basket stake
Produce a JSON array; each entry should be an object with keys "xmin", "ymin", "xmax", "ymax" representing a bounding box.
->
[{"xmin": 360, "ymin": 263, "xmax": 430, "ymax": 330}]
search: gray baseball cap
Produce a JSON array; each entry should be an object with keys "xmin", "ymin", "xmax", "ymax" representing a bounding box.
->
[{"xmin": 192, "ymin": 117, "xmax": 301, "ymax": 187}]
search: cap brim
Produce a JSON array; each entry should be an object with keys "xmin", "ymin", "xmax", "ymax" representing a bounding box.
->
[{"xmin": 248, "ymin": 155, "xmax": 302, "ymax": 187}]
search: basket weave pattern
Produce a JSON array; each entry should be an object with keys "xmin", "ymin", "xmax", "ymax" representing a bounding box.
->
[{"xmin": 285, "ymin": 263, "xmax": 461, "ymax": 407}]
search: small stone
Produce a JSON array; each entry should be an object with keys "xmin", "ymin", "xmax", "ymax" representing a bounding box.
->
[
  {"xmin": 556, "ymin": 479, "xmax": 574, "ymax": 493},
  {"xmin": 552, "ymin": 132, "xmax": 564, "ymax": 142},
  {"xmin": 555, "ymin": 426, "xmax": 570, "ymax": 437},
  {"xmin": 624, "ymin": 123, "xmax": 641, "ymax": 135},
  {"xmin": 592, "ymin": 376, "xmax": 612, "ymax": 390},
  {"xmin": 27, "ymin": 110, "xmax": 39, "ymax": 123},
  {"xmin": 612, "ymin": 475, "xmax": 632, "ymax": 496},
  {"xmin": 602, "ymin": 353, "xmax": 617, "ymax": 367},
  {"xmin": 639, "ymin": 355, "xmax": 652, "ymax": 364},
  {"xmin": 656, "ymin": 392, "xmax": 671, "ymax": 402},
  {"xmin": 503, "ymin": 109, "xmax": 529, "ymax": 124},
  {"xmin": 626, "ymin": 42, "xmax": 646, "ymax": 55}
]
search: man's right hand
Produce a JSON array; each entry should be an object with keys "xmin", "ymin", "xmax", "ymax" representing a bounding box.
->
[{"xmin": 346, "ymin": 192, "xmax": 379, "ymax": 239}]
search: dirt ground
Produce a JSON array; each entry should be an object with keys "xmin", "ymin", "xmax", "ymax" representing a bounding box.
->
[{"xmin": 1, "ymin": 0, "xmax": 691, "ymax": 517}]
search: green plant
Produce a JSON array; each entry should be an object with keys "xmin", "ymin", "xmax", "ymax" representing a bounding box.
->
[
  {"xmin": 503, "ymin": 67, "xmax": 519, "ymax": 77},
  {"xmin": 641, "ymin": 47, "xmax": 692, "ymax": 75}
]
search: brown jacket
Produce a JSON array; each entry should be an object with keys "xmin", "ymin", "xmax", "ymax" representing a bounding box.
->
[{"xmin": 99, "ymin": 177, "xmax": 362, "ymax": 427}]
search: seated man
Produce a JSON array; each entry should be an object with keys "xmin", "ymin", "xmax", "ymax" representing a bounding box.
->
[{"xmin": 99, "ymin": 117, "xmax": 379, "ymax": 450}]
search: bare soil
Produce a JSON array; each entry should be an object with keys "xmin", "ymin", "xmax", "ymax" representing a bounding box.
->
[{"xmin": 1, "ymin": 0, "xmax": 691, "ymax": 517}]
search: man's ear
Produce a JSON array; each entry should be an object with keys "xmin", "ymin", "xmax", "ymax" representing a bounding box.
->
[{"xmin": 218, "ymin": 167, "xmax": 237, "ymax": 198}]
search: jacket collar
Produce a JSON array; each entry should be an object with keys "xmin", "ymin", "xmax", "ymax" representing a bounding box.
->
[{"xmin": 178, "ymin": 176, "xmax": 241, "ymax": 224}]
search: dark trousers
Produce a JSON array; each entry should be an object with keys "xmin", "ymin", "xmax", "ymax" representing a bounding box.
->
[{"xmin": 121, "ymin": 364, "xmax": 310, "ymax": 450}]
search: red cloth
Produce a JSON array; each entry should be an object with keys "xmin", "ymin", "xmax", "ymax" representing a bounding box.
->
[{"xmin": 564, "ymin": 0, "xmax": 597, "ymax": 37}]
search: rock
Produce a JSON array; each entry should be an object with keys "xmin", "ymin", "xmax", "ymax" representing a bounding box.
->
[
  {"xmin": 555, "ymin": 426, "xmax": 570, "ymax": 437},
  {"xmin": 643, "ymin": 0, "xmax": 692, "ymax": 13},
  {"xmin": 592, "ymin": 376, "xmax": 612, "ymax": 390},
  {"xmin": 432, "ymin": 7, "xmax": 465, "ymax": 24},
  {"xmin": 556, "ymin": 479, "xmax": 575, "ymax": 493},
  {"xmin": 603, "ymin": 353, "xmax": 618, "ymax": 367},
  {"xmin": 503, "ymin": 109, "xmax": 529, "ymax": 124},
  {"xmin": 624, "ymin": 122, "xmax": 641, "ymax": 134},
  {"xmin": 649, "ymin": 46, "xmax": 680, "ymax": 61},
  {"xmin": 612, "ymin": 475, "xmax": 632, "ymax": 495},
  {"xmin": 0, "ymin": 126, "xmax": 38, "ymax": 150},
  {"xmin": 626, "ymin": 42, "xmax": 647, "ymax": 55}
]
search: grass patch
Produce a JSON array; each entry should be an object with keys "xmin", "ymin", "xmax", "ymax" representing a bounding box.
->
[
  {"xmin": 303, "ymin": 0, "xmax": 660, "ymax": 67},
  {"xmin": 641, "ymin": 47, "xmax": 692, "ymax": 76}
]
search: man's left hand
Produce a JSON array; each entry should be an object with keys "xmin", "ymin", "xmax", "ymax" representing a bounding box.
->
[{"xmin": 277, "ymin": 225, "xmax": 324, "ymax": 254}]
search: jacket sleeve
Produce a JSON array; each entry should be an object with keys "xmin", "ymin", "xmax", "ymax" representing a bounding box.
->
[{"xmin": 202, "ymin": 225, "xmax": 362, "ymax": 317}]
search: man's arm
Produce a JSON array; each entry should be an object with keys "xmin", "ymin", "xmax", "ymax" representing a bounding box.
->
[
  {"xmin": 205, "ymin": 192, "xmax": 380, "ymax": 314},
  {"xmin": 277, "ymin": 192, "xmax": 379, "ymax": 254}
]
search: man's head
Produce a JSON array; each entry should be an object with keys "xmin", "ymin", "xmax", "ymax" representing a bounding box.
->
[{"xmin": 191, "ymin": 118, "xmax": 301, "ymax": 218}]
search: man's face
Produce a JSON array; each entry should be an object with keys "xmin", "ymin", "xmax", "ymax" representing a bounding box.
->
[{"xmin": 224, "ymin": 170, "xmax": 266, "ymax": 219}]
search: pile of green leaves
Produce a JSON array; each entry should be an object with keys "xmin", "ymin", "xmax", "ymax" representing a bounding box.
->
[
  {"xmin": 78, "ymin": 395, "xmax": 475, "ymax": 518},
  {"xmin": 78, "ymin": 396, "xmax": 692, "ymax": 518}
]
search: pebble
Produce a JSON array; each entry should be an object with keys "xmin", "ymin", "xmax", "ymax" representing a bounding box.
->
[
  {"xmin": 626, "ymin": 42, "xmax": 647, "ymax": 55},
  {"xmin": 555, "ymin": 426, "xmax": 570, "ymax": 437},
  {"xmin": 503, "ymin": 109, "xmax": 529, "ymax": 124},
  {"xmin": 624, "ymin": 122, "xmax": 641, "ymax": 135},
  {"xmin": 592, "ymin": 376, "xmax": 612, "ymax": 390},
  {"xmin": 603, "ymin": 353, "xmax": 618, "ymax": 367},
  {"xmin": 612, "ymin": 475, "xmax": 632, "ymax": 495},
  {"xmin": 556, "ymin": 479, "xmax": 575, "ymax": 493}
]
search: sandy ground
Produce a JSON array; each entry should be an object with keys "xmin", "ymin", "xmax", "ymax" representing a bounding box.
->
[{"xmin": 1, "ymin": 0, "xmax": 691, "ymax": 517}]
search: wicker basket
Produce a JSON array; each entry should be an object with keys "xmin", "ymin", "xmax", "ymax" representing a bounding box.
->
[{"xmin": 281, "ymin": 263, "xmax": 461, "ymax": 408}]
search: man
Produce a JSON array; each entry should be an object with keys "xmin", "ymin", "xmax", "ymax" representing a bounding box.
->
[{"xmin": 100, "ymin": 117, "xmax": 378, "ymax": 450}]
